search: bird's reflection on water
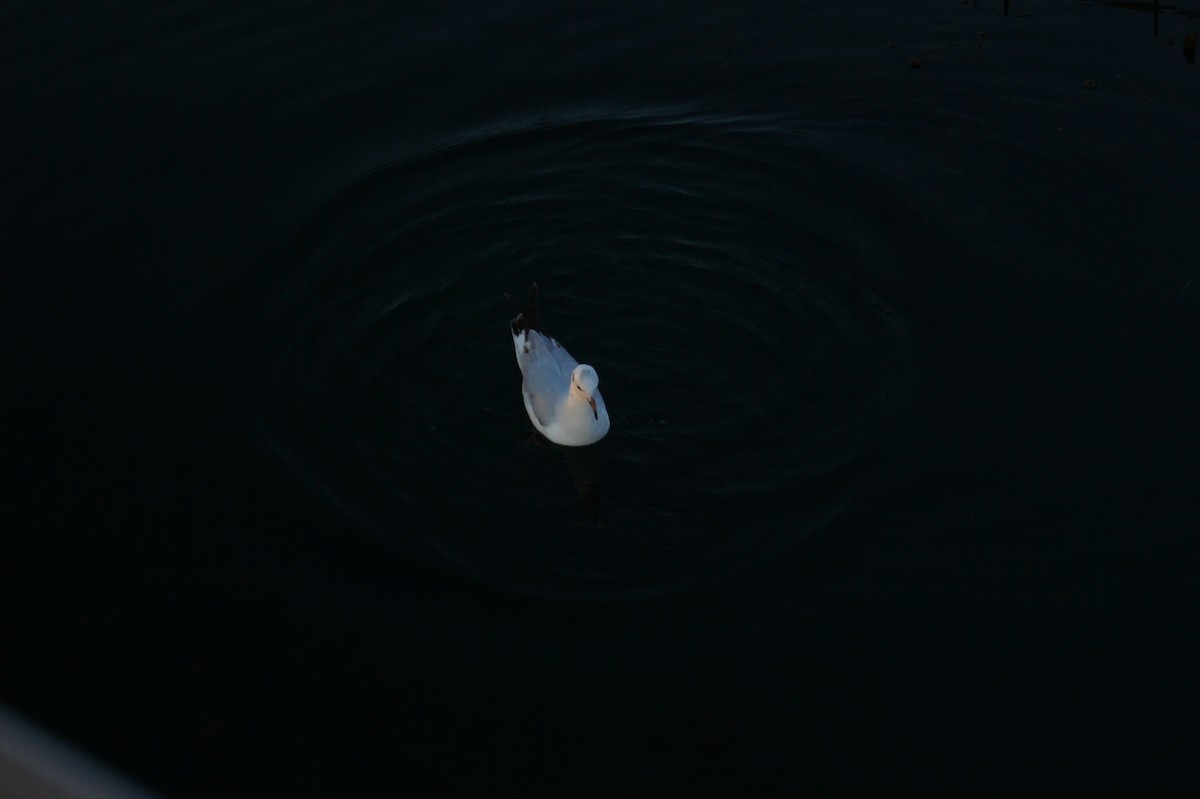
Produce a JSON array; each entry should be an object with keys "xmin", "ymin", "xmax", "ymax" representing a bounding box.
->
[
  {"xmin": 528, "ymin": 430, "xmax": 603, "ymax": 519},
  {"xmin": 560, "ymin": 443, "xmax": 602, "ymax": 519}
]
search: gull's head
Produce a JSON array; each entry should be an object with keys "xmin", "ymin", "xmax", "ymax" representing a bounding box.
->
[{"xmin": 571, "ymin": 365, "xmax": 601, "ymax": 419}]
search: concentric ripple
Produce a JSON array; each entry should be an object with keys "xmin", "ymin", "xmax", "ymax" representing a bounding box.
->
[{"xmin": 253, "ymin": 107, "xmax": 916, "ymax": 599}]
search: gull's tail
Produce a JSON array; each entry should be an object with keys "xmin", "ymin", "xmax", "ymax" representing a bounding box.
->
[{"xmin": 506, "ymin": 282, "xmax": 543, "ymax": 338}]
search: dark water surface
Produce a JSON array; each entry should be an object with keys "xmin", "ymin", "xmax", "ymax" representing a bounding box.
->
[{"xmin": 6, "ymin": 0, "xmax": 1198, "ymax": 795}]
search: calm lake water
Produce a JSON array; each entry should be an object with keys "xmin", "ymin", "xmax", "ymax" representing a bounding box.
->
[{"xmin": 6, "ymin": 0, "xmax": 1198, "ymax": 795}]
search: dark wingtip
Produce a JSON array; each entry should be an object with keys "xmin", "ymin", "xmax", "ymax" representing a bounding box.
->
[{"xmin": 507, "ymin": 282, "xmax": 543, "ymax": 335}]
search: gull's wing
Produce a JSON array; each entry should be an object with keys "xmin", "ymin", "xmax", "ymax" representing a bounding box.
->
[{"xmin": 518, "ymin": 330, "xmax": 579, "ymax": 426}]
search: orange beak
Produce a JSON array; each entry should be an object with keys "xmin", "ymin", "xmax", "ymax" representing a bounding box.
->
[{"xmin": 588, "ymin": 396, "xmax": 598, "ymax": 419}]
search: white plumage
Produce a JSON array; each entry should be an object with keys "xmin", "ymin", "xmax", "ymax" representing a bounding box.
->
[{"xmin": 509, "ymin": 285, "xmax": 610, "ymax": 446}]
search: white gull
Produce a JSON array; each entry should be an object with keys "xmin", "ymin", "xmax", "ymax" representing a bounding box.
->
[{"xmin": 508, "ymin": 284, "xmax": 610, "ymax": 446}]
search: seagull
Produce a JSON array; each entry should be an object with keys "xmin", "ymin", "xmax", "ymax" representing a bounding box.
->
[{"xmin": 508, "ymin": 283, "xmax": 610, "ymax": 446}]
